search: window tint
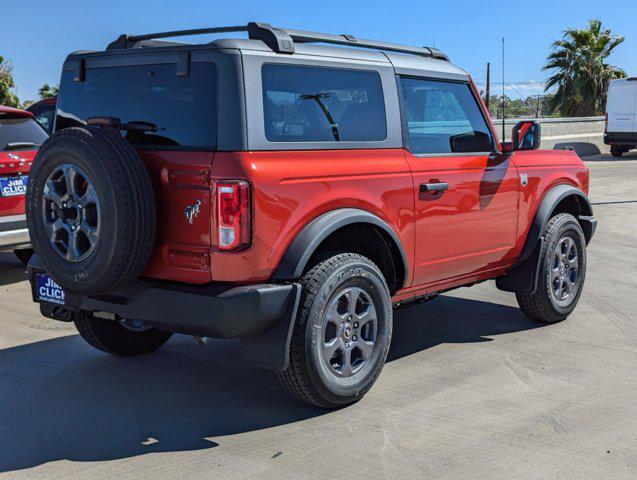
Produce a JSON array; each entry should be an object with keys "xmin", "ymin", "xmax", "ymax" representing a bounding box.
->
[
  {"xmin": 32, "ymin": 106, "xmax": 56, "ymax": 133},
  {"xmin": 56, "ymin": 63, "xmax": 217, "ymax": 148},
  {"xmin": 0, "ymin": 117, "xmax": 48, "ymax": 151},
  {"xmin": 400, "ymin": 78, "xmax": 494, "ymax": 154},
  {"xmin": 262, "ymin": 64, "xmax": 386, "ymax": 142}
]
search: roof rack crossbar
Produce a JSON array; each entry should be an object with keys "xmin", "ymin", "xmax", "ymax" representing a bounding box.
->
[{"xmin": 106, "ymin": 22, "xmax": 449, "ymax": 61}]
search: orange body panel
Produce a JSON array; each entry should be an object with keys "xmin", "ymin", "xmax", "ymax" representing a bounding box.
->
[
  {"xmin": 509, "ymin": 149, "xmax": 589, "ymax": 261},
  {"xmin": 405, "ymin": 151, "xmax": 520, "ymax": 286},
  {"xmin": 208, "ymin": 149, "xmax": 415, "ymax": 285},
  {"xmin": 141, "ymin": 150, "xmax": 215, "ymax": 283},
  {"xmin": 137, "ymin": 144, "xmax": 589, "ymax": 305}
]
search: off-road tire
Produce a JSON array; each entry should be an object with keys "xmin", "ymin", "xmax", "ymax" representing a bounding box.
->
[
  {"xmin": 277, "ymin": 253, "xmax": 393, "ymax": 409},
  {"xmin": 516, "ymin": 213, "xmax": 586, "ymax": 323},
  {"xmin": 74, "ymin": 311, "xmax": 172, "ymax": 356},
  {"xmin": 26, "ymin": 127, "xmax": 156, "ymax": 295},
  {"xmin": 610, "ymin": 145, "xmax": 624, "ymax": 158}
]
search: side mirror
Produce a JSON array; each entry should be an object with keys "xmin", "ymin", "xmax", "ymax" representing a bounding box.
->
[
  {"xmin": 449, "ymin": 131, "xmax": 493, "ymax": 153},
  {"xmin": 512, "ymin": 121, "xmax": 541, "ymax": 151}
]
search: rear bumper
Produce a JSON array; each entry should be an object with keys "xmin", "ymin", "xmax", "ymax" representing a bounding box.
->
[
  {"xmin": 28, "ymin": 255, "xmax": 301, "ymax": 370},
  {"xmin": 0, "ymin": 214, "xmax": 30, "ymax": 250},
  {"xmin": 604, "ymin": 132, "xmax": 637, "ymax": 145}
]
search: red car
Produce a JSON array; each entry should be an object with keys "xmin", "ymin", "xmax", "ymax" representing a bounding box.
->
[
  {"xmin": 0, "ymin": 106, "xmax": 48, "ymax": 262},
  {"xmin": 26, "ymin": 23, "xmax": 596, "ymax": 408}
]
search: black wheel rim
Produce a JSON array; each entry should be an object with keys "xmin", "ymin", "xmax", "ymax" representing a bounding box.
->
[
  {"xmin": 550, "ymin": 235, "xmax": 580, "ymax": 306},
  {"xmin": 41, "ymin": 164, "xmax": 101, "ymax": 262},
  {"xmin": 321, "ymin": 286, "xmax": 378, "ymax": 378}
]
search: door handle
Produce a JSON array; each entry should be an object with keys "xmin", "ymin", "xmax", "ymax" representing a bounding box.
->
[{"xmin": 420, "ymin": 182, "xmax": 449, "ymax": 194}]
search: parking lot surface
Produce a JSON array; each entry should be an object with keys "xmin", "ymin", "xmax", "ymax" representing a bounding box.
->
[{"xmin": 0, "ymin": 152, "xmax": 635, "ymax": 479}]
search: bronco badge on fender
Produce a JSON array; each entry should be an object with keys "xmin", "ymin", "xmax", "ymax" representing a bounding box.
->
[{"xmin": 184, "ymin": 199, "xmax": 202, "ymax": 224}]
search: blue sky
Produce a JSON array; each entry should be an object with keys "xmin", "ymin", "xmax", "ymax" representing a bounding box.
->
[{"xmin": 4, "ymin": 0, "xmax": 635, "ymax": 102}]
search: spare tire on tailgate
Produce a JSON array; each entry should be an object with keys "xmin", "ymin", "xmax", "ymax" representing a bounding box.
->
[{"xmin": 26, "ymin": 126, "xmax": 156, "ymax": 296}]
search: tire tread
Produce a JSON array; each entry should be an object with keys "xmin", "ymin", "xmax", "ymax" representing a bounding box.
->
[
  {"xmin": 516, "ymin": 213, "xmax": 586, "ymax": 323},
  {"xmin": 277, "ymin": 253, "xmax": 389, "ymax": 408}
]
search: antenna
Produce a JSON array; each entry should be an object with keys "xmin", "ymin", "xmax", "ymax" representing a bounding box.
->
[
  {"xmin": 486, "ymin": 62, "xmax": 491, "ymax": 111},
  {"xmin": 502, "ymin": 37, "xmax": 506, "ymax": 141},
  {"xmin": 501, "ymin": 37, "xmax": 505, "ymax": 140}
]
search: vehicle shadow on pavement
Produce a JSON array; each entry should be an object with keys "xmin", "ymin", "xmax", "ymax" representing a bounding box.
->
[
  {"xmin": 0, "ymin": 253, "xmax": 27, "ymax": 287},
  {"xmin": 584, "ymin": 152, "xmax": 637, "ymax": 162},
  {"xmin": 0, "ymin": 295, "xmax": 539, "ymax": 473}
]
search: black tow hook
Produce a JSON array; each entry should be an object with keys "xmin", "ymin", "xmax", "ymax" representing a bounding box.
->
[{"xmin": 40, "ymin": 303, "xmax": 75, "ymax": 323}]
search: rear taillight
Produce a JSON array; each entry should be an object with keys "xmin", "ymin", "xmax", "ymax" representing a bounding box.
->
[{"xmin": 215, "ymin": 180, "xmax": 251, "ymax": 251}]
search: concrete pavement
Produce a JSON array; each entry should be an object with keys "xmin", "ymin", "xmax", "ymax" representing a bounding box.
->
[{"xmin": 0, "ymin": 152, "xmax": 635, "ymax": 479}]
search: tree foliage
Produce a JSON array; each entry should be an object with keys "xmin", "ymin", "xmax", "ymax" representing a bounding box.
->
[
  {"xmin": 38, "ymin": 83, "xmax": 59, "ymax": 99},
  {"xmin": 544, "ymin": 19, "xmax": 626, "ymax": 117},
  {"xmin": 0, "ymin": 55, "xmax": 20, "ymax": 108},
  {"xmin": 482, "ymin": 94, "xmax": 558, "ymax": 119}
]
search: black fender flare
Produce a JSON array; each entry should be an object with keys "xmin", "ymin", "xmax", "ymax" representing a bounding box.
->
[
  {"xmin": 272, "ymin": 208, "xmax": 409, "ymax": 289},
  {"xmin": 518, "ymin": 184, "xmax": 595, "ymax": 264},
  {"xmin": 497, "ymin": 184, "xmax": 596, "ymax": 294}
]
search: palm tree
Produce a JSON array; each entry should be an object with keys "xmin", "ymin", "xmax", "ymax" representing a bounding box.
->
[
  {"xmin": 38, "ymin": 83, "xmax": 59, "ymax": 99},
  {"xmin": 544, "ymin": 19, "xmax": 626, "ymax": 117}
]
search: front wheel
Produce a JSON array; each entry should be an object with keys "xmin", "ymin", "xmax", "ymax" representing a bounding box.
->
[
  {"xmin": 516, "ymin": 213, "xmax": 587, "ymax": 323},
  {"xmin": 277, "ymin": 253, "xmax": 393, "ymax": 408}
]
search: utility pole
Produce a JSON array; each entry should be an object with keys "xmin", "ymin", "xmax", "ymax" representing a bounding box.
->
[
  {"xmin": 486, "ymin": 62, "xmax": 491, "ymax": 112},
  {"xmin": 501, "ymin": 37, "xmax": 505, "ymax": 140},
  {"xmin": 536, "ymin": 94, "xmax": 541, "ymax": 118}
]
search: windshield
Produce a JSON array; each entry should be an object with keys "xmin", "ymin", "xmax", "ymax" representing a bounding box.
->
[
  {"xmin": 56, "ymin": 62, "xmax": 218, "ymax": 149},
  {"xmin": 0, "ymin": 117, "xmax": 48, "ymax": 151}
]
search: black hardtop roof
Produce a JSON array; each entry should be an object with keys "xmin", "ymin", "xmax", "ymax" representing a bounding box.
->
[{"xmin": 63, "ymin": 22, "xmax": 470, "ymax": 84}]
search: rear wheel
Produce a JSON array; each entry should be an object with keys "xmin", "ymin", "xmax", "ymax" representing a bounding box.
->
[
  {"xmin": 74, "ymin": 311, "xmax": 172, "ymax": 356},
  {"xmin": 277, "ymin": 253, "xmax": 393, "ymax": 409},
  {"xmin": 516, "ymin": 213, "xmax": 586, "ymax": 323},
  {"xmin": 611, "ymin": 145, "xmax": 625, "ymax": 157}
]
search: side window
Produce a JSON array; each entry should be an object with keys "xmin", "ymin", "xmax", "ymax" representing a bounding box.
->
[
  {"xmin": 262, "ymin": 64, "xmax": 387, "ymax": 142},
  {"xmin": 400, "ymin": 77, "xmax": 494, "ymax": 154},
  {"xmin": 33, "ymin": 106, "xmax": 55, "ymax": 133}
]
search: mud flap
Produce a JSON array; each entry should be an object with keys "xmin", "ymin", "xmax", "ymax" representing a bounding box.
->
[
  {"xmin": 496, "ymin": 238, "xmax": 544, "ymax": 294},
  {"xmin": 239, "ymin": 283, "xmax": 301, "ymax": 371}
]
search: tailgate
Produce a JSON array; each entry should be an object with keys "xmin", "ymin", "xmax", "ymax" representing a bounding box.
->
[
  {"xmin": 0, "ymin": 150, "xmax": 34, "ymax": 216},
  {"xmin": 140, "ymin": 150, "xmax": 215, "ymax": 283}
]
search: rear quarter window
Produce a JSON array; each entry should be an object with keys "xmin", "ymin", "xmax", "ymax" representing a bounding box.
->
[
  {"xmin": 262, "ymin": 64, "xmax": 387, "ymax": 143},
  {"xmin": 56, "ymin": 62, "xmax": 218, "ymax": 149}
]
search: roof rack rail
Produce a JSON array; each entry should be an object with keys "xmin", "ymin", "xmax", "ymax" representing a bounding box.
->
[
  {"xmin": 278, "ymin": 26, "xmax": 448, "ymax": 61},
  {"xmin": 106, "ymin": 22, "xmax": 449, "ymax": 61},
  {"xmin": 107, "ymin": 26, "xmax": 248, "ymax": 50}
]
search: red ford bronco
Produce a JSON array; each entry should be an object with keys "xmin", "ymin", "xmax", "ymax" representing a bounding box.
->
[{"xmin": 26, "ymin": 23, "xmax": 596, "ymax": 408}]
